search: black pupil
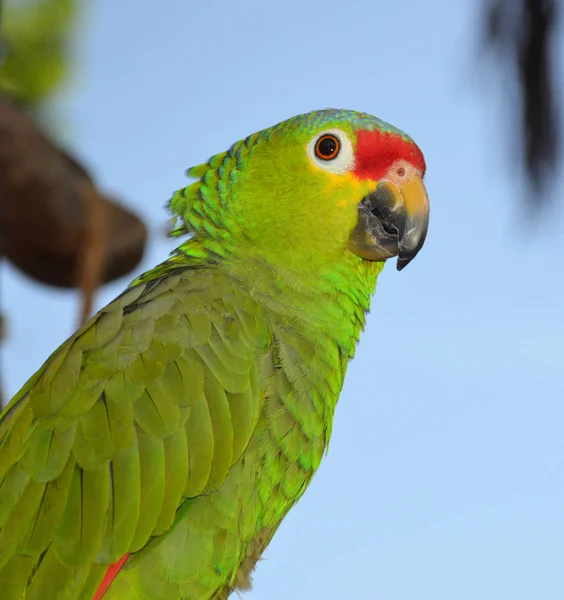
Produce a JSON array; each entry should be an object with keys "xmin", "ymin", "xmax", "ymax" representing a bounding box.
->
[{"xmin": 318, "ymin": 136, "xmax": 338, "ymax": 158}]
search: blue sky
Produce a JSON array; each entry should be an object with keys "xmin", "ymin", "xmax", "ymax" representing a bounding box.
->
[{"xmin": 3, "ymin": 1, "xmax": 564, "ymax": 598}]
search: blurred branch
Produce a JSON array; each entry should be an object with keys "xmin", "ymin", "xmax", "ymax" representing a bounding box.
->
[
  {"xmin": 1, "ymin": 0, "xmax": 148, "ymax": 327},
  {"xmin": 75, "ymin": 181, "xmax": 108, "ymax": 327},
  {"xmin": 0, "ymin": 95, "xmax": 148, "ymax": 322},
  {"xmin": 483, "ymin": 0, "xmax": 561, "ymax": 204}
]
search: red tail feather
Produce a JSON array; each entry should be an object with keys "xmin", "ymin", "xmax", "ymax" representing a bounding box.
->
[{"xmin": 93, "ymin": 554, "xmax": 129, "ymax": 600}]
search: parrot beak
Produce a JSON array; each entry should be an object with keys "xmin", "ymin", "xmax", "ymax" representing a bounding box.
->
[{"xmin": 348, "ymin": 169, "xmax": 429, "ymax": 270}]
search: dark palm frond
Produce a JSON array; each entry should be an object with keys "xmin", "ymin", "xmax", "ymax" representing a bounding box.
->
[{"xmin": 484, "ymin": 0, "xmax": 561, "ymax": 203}]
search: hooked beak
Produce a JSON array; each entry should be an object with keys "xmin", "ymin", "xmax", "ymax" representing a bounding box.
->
[{"xmin": 348, "ymin": 172, "xmax": 429, "ymax": 270}]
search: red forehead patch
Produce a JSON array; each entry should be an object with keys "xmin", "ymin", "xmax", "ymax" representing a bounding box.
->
[{"xmin": 353, "ymin": 129, "xmax": 426, "ymax": 180}]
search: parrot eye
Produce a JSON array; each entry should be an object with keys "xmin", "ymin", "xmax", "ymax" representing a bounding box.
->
[
  {"xmin": 307, "ymin": 128, "xmax": 355, "ymax": 175},
  {"xmin": 315, "ymin": 135, "xmax": 340, "ymax": 160}
]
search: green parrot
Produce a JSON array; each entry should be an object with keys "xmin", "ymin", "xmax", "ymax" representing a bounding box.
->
[{"xmin": 0, "ymin": 109, "xmax": 429, "ymax": 599}]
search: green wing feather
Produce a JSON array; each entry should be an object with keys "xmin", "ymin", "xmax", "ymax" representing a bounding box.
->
[{"xmin": 0, "ymin": 263, "xmax": 270, "ymax": 599}]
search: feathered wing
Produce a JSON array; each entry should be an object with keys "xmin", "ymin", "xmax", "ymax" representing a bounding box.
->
[{"xmin": 0, "ymin": 264, "xmax": 270, "ymax": 599}]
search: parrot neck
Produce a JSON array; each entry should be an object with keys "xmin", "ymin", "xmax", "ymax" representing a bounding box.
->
[
  {"xmin": 226, "ymin": 248, "xmax": 383, "ymax": 444},
  {"xmin": 170, "ymin": 237, "xmax": 383, "ymax": 354},
  {"xmin": 228, "ymin": 249, "xmax": 383, "ymax": 355}
]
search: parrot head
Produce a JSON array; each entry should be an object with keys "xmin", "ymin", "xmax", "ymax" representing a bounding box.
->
[{"xmin": 171, "ymin": 109, "xmax": 429, "ymax": 272}]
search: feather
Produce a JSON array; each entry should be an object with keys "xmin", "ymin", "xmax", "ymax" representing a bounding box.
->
[
  {"xmin": 130, "ymin": 426, "xmax": 165, "ymax": 551},
  {"xmin": 53, "ymin": 464, "xmax": 109, "ymax": 566},
  {"xmin": 100, "ymin": 433, "xmax": 140, "ymax": 563},
  {"xmin": 153, "ymin": 426, "xmax": 188, "ymax": 536}
]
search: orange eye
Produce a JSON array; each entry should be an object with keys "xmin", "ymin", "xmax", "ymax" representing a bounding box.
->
[{"xmin": 314, "ymin": 134, "xmax": 340, "ymax": 160}]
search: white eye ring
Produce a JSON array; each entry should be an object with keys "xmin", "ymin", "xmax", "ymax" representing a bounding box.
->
[{"xmin": 307, "ymin": 128, "xmax": 355, "ymax": 175}]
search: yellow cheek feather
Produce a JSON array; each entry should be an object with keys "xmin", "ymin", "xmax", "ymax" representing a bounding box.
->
[
  {"xmin": 314, "ymin": 166, "xmax": 376, "ymax": 209},
  {"xmin": 293, "ymin": 165, "xmax": 379, "ymax": 265}
]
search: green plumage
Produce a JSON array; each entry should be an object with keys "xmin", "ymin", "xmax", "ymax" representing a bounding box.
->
[{"xmin": 0, "ymin": 109, "xmax": 427, "ymax": 599}]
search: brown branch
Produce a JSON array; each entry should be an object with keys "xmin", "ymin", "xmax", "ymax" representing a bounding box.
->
[
  {"xmin": 0, "ymin": 93, "xmax": 147, "ymax": 291},
  {"xmin": 75, "ymin": 181, "xmax": 108, "ymax": 326}
]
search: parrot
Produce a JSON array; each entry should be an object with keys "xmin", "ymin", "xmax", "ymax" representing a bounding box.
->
[{"xmin": 0, "ymin": 108, "xmax": 429, "ymax": 600}]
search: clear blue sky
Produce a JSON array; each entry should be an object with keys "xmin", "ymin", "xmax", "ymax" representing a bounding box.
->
[{"xmin": 3, "ymin": 1, "xmax": 564, "ymax": 598}]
